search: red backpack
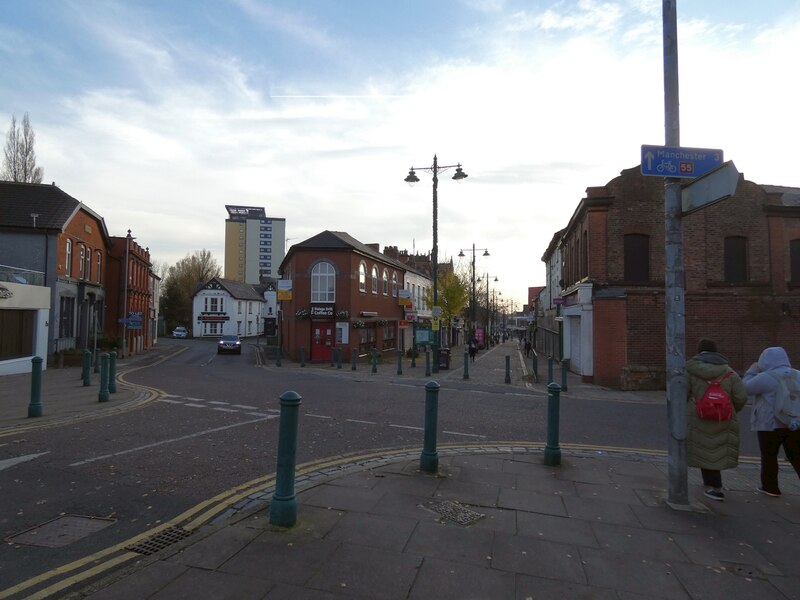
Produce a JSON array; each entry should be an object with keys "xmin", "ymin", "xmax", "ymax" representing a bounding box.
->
[{"xmin": 695, "ymin": 371, "xmax": 734, "ymax": 421}]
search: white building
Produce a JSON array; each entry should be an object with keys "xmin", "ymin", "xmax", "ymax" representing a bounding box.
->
[{"xmin": 192, "ymin": 278, "xmax": 266, "ymax": 338}]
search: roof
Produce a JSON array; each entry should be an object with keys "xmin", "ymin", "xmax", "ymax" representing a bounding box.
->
[
  {"xmin": 284, "ymin": 230, "xmax": 427, "ymax": 277},
  {"xmin": 0, "ymin": 181, "xmax": 81, "ymax": 230},
  {"xmin": 0, "ymin": 181, "xmax": 111, "ymax": 242},
  {"xmin": 196, "ymin": 277, "xmax": 264, "ymax": 301},
  {"xmin": 761, "ymin": 185, "xmax": 800, "ymax": 206}
]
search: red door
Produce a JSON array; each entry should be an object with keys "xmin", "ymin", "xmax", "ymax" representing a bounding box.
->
[{"xmin": 311, "ymin": 323, "xmax": 334, "ymax": 362}]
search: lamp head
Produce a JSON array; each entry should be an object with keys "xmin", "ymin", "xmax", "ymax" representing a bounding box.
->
[
  {"xmin": 458, "ymin": 250, "xmax": 465, "ymax": 258},
  {"xmin": 452, "ymin": 164, "xmax": 468, "ymax": 182},
  {"xmin": 483, "ymin": 249, "xmax": 490, "ymax": 257},
  {"xmin": 404, "ymin": 168, "xmax": 420, "ymax": 186}
]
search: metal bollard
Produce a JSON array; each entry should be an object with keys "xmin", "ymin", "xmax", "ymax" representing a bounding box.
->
[
  {"xmin": 276, "ymin": 344, "xmax": 282, "ymax": 367},
  {"xmin": 411, "ymin": 346, "xmax": 416, "ymax": 368},
  {"xmin": 543, "ymin": 382, "xmax": 562, "ymax": 466},
  {"xmin": 532, "ymin": 352, "xmax": 539, "ymax": 383},
  {"xmin": 28, "ymin": 356, "xmax": 43, "ymax": 417},
  {"xmin": 330, "ymin": 349, "xmax": 335, "ymax": 367},
  {"xmin": 463, "ymin": 349, "xmax": 469, "ymax": 380},
  {"xmin": 419, "ymin": 381, "xmax": 440, "ymax": 474},
  {"xmin": 98, "ymin": 353, "xmax": 110, "ymax": 403},
  {"xmin": 269, "ymin": 391, "xmax": 302, "ymax": 527},
  {"xmin": 82, "ymin": 350, "xmax": 92, "ymax": 386},
  {"xmin": 505, "ymin": 355, "xmax": 511, "ymax": 384},
  {"xmin": 109, "ymin": 351, "xmax": 117, "ymax": 394},
  {"xmin": 351, "ymin": 348, "xmax": 357, "ymax": 371},
  {"xmin": 369, "ymin": 349, "xmax": 376, "ymax": 373},
  {"xmin": 425, "ymin": 349, "xmax": 431, "ymax": 377},
  {"xmin": 94, "ymin": 348, "xmax": 100, "ymax": 374},
  {"xmin": 547, "ymin": 356, "xmax": 554, "ymax": 384},
  {"xmin": 397, "ymin": 350, "xmax": 403, "ymax": 375},
  {"xmin": 560, "ymin": 359, "xmax": 569, "ymax": 392},
  {"xmin": 337, "ymin": 348, "xmax": 343, "ymax": 369},
  {"xmin": 300, "ymin": 347, "xmax": 306, "ymax": 367}
]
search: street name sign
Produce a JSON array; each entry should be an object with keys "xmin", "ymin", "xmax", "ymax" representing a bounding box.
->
[
  {"xmin": 682, "ymin": 161, "xmax": 741, "ymax": 214},
  {"xmin": 641, "ymin": 144, "xmax": 723, "ymax": 179}
]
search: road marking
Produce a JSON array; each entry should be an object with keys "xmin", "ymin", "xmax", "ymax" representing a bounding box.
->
[
  {"xmin": 185, "ymin": 397, "xmax": 206, "ymax": 402},
  {"xmin": 212, "ymin": 407, "xmax": 239, "ymax": 413},
  {"xmin": 184, "ymin": 403, "xmax": 206, "ymax": 408},
  {"xmin": 245, "ymin": 412, "xmax": 272, "ymax": 417},
  {"xmin": 305, "ymin": 413, "xmax": 333, "ymax": 419},
  {"xmin": 346, "ymin": 419, "xmax": 377, "ymax": 425},
  {"xmin": 69, "ymin": 418, "xmax": 270, "ymax": 466},
  {"xmin": 442, "ymin": 430, "xmax": 486, "ymax": 438},
  {"xmin": 0, "ymin": 451, "xmax": 50, "ymax": 472},
  {"xmin": 158, "ymin": 399, "xmax": 185, "ymax": 404},
  {"xmin": 232, "ymin": 404, "xmax": 258, "ymax": 410},
  {"xmin": 389, "ymin": 424, "xmax": 423, "ymax": 431},
  {"xmin": 208, "ymin": 401, "xmax": 229, "ymax": 405}
]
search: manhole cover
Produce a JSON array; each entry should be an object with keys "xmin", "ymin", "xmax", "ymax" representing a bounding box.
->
[
  {"xmin": 7, "ymin": 514, "xmax": 116, "ymax": 548},
  {"xmin": 125, "ymin": 526, "xmax": 193, "ymax": 556},
  {"xmin": 428, "ymin": 500, "xmax": 485, "ymax": 526}
]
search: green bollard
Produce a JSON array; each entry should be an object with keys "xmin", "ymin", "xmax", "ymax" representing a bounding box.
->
[
  {"xmin": 300, "ymin": 347, "xmax": 306, "ymax": 367},
  {"xmin": 330, "ymin": 349, "xmax": 335, "ymax": 367},
  {"xmin": 276, "ymin": 344, "xmax": 282, "ymax": 367},
  {"xmin": 547, "ymin": 356, "xmax": 554, "ymax": 384},
  {"xmin": 82, "ymin": 350, "xmax": 92, "ymax": 386},
  {"xmin": 371, "ymin": 349, "xmax": 377, "ymax": 374},
  {"xmin": 28, "ymin": 356, "xmax": 44, "ymax": 417},
  {"xmin": 463, "ymin": 349, "xmax": 469, "ymax": 380},
  {"xmin": 98, "ymin": 353, "xmax": 110, "ymax": 403},
  {"xmin": 543, "ymin": 382, "xmax": 562, "ymax": 466},
  {"xmin": 351, "ymin": 348, "xmax": 357, "ymax": 371},
  {"xmin": 337, "ymin": 348, "xmax": 342, "ymax": 369},
  {"xmin": 109, "ymin": 351, "xmax": 117, "ymax": 394},
  {"xmin": 561, "ymin": 359, "xmax": 569, "ymax": 392},
  {"xmin": 419, "ymin": 381, "xmax": 440, "ymax": 473},
  {"xmin": 425, "ymin": 349, "xmax": 431, "ymax": 377},
  {"xmin": 505, "ymin": 355, "xmax": 511, "ymax": 384},
  {"xmin": 270, "ymin": 390, "xmax": 302, "ymax": 527},
  {"xmin": 410, "ymin": 346, "xmax": 417, "ymax": 368},
  {"xmin": 532, "ymin": 352, "xmax": 539, "ymax": 383},
  {"xmin": 397, "ymin": 350, "xmax": 403, "ymax": 375},
  {"xmin": 93, "ymin": 348, "xmax": 100, "ymax": 374}
]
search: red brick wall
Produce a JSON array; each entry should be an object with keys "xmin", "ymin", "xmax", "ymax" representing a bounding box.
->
[{"xmin": 593, "ymin": 297, "xmax": 626, "ymax": 386}]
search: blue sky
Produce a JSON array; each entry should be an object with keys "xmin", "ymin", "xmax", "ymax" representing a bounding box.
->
[{"xmin": 3, "ymin": 0, "xmax": 800, "ymax": 308}]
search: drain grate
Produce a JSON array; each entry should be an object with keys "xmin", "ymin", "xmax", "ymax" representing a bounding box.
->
[
  {"xmin": 125, "ymin": 526, "xmax": 193, "ymax": 556},
  {"xmin": 428, "ymin": 500, "xmax": 485, "ymax": 526},
  {"xmin": 7, "ymin": 514, "xmax": 116, "ymax": 548}
]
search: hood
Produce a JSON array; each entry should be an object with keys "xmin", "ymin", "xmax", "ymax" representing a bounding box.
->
[
  {"xmin": 757, "ymin": 347, "xmax": 791, "ymax": 372},
  {"xmin": 690, "ymin": 351, "xmax": 728, "ymax": 366}
]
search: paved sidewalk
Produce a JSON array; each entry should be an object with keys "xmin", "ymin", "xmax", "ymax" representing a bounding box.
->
[{"xmin": 2, "ymin": 341, "xmax": 799, "ymax": 599}]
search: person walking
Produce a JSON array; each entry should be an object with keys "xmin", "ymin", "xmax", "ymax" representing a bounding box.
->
[
  {"xmin": 742, "ymin": 346, "xmax": 800, "ymax": 497},
  {"xmin": 686, "ymin": 338, "xmax": 748, "ymax": 501}
]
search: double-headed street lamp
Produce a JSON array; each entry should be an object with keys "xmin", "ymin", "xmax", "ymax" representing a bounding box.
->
[
  {"xmin": 485, "ymin": 274, "xmax": 499, "ymax": 345},
  {"xmin": 458, "ymin": 244, "xmax": 489, "ymax": 343},
  {"xmin": 405, "ymin": 155, "xmax": 468, "ymax": 372}
]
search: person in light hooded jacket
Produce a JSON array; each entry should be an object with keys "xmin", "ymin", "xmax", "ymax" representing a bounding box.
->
[
  {"xmin": 686, "ymin": 339, "xmax": 748, "ymax": 501},
  {"xmin": 743, "ymin": 346, "xmax": 800, "ymax": 497}
]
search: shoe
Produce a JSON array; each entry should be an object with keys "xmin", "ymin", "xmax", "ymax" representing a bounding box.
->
[
  {"xmin": 756, "ymin": 487, "xmax": 781, "ymax": 497},
  {"xmin": 704, "ymin": 489, "xmax": 725, "ymax": 501}
]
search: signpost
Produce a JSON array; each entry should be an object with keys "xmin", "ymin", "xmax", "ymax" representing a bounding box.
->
[{"xmin": 641, "ymin": 144, "xmax": 723, "ymax": 179}]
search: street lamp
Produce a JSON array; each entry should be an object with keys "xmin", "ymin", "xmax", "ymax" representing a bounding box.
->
[
  {"xmin": 458, "ymin": 244, "xmax": 489, "ymax": 345},
  {"xmin": 484, "ymin": 274, "xmax": 499, "ymax": 346},
  {"xmin": 404, "ymin": 155, "xmax": 468, "ymax": 372}
]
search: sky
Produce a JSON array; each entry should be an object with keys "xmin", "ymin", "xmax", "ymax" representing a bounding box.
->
[{"xmin": 2, "ymin": 0, "xmax": 800, "ymax": 310}]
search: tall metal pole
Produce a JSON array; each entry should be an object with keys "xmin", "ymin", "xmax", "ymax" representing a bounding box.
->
[
  {"xmin": 122, "ymin": 230, "xmax": 131, "ymax": 359},
  {"xmin": 663, "ymin": 0, "xmax": 688, "ymax": 507},
  {"xmin": 471, "ymin": 244, "xmax": 476, "ymax": 337},
  {"xmin": 432, "ymin": 155, "xmax": 440, "ymax": 374}
]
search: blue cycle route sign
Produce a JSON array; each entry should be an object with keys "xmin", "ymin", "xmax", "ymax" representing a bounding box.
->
[{"xmin": 640, "ymin": 145, "xmax": 723, "ymax": 179}]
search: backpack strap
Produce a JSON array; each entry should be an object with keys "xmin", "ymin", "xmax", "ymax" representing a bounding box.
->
[{"xmin": 706, "ymin": 370, "xmax": 733, "ymax": 386}]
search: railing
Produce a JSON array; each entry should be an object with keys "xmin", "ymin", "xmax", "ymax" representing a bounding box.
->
[
  {"xmin": 0, "ymin": 264, "xmax": 45, "ymax": 287},
  {"xmin": 535, "ymin": 326, "xmax": 562, "ymax": 361}
]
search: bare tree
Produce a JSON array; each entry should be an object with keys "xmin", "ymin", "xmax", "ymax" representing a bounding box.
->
[
  {"xmin": 159, "ymin": 249, "xmax": 222, "ymax": 328},
  {"xmin": 2, "ymin": 113, "xmax": 44, "ymax": 183}
]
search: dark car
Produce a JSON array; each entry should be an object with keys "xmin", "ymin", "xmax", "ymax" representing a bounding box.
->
[{"xmin": 217, "ymin": 334, "xmax": 242, "ymax": 354}]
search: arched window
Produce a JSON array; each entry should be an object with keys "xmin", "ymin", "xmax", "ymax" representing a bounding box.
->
[
  {"xmin": 382, "ymin": 269, "xmax": 389, "ymax": 295},
  {"xmin": 359, "ymin": 262, "xmax": 367, "ymax": 292},
  {"xmin": 391, "ymin": 272, "xmax": 398, "ymax": 297},
  {"xmin": 371, "ymin": 266, "xmax": 379, "ymax": 294},
  {"xmin": 65, "ymin": 239, "xmax": 73, "ymax": 276},
  {"xmin": 311, "ymin": 261, "xmax": 336, "ymax": 302}
]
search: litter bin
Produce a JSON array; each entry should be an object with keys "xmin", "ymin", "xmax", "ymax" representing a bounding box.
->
[{"xmin": 438, "ymin": 347, "xmax": 451, "ymax": 370}]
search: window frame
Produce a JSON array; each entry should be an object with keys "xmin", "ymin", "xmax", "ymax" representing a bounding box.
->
[{"xmin": 311, "ymin": 261, "xmax": 336, "ymax": 303}]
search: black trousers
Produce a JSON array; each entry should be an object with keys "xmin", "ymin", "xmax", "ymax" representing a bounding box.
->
[
  {"xmin": 757, "ymin": 429, "xmax": 800, "ymax": 494},
  {"xmin": 701, "ymin": 468, "xmax": 722, "ymax": 489}
]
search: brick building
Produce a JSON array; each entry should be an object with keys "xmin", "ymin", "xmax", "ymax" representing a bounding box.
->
[
  {"xmin": 278, "ymin": 231, "xmax": 429, "ymax": 363},
  {"xmin": 542, "ymin": 165, "xmax": 800, "ymax": 389}
]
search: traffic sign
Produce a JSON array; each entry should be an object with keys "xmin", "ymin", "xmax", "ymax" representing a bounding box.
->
[{"xmin": 640, "ymin": 144, "xmax": 723, "ymax": 179}]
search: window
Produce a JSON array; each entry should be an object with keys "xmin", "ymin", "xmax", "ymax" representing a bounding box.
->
[
  {"xmin": 79, "ymin": 245, "xmax": 86, "ymax": 279},
  {"xmin": 85, "ymin": 247, "xmax": 92, "ymax": 281},
  {"xmin": 791, "ymin": 240, "xmax": 800, "ymax": 284},
  {"xmin": 311, "ymin": 261, "xmax": 336, "ymax": 302},
  {"xmin": 392, "ymin": 272, "xmax": 398, "ymax": 297},
  {"xmin": 248, "ymin": 302, "xmax": 252, "ymax": 314},
  {"xmin": 65, "ymin": 239, "xmax": 72, "ymax": 276},
  {"xmin": 59, "ymin": 296, "xmax": 75, "ymax": 338},
  {"xmin": 96, "ymin": 251, "xmax": 102, "ymax": 283},
  {"xmin": 371, "ymin": 266, "xmax": 379, "ymax": 294},
  {"xmin": 359, "ymin": 262, "xmax": 367, "ymax": 292},
  {"xmin": 0, "ymin": 310, "xmax": 34, "ymax": 360},
  {"xmin": 724, "ymin": 236, "xmax": 747, "ymax": 283},
  {"xmin": 238, "ymin": 301, "xmax": 242, "ymax": 314},
  {"xmin": 382, "ymin": 269, "xmax": 389, "ymax": 295},
  {"xmin": 624, "ymin": 234, "xmax": 649, "ymax": 282}
]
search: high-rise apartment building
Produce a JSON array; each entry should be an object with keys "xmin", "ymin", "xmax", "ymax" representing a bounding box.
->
[{"xmin": 223, "ymin": 205, "xmax": 286, "ymax": 284}]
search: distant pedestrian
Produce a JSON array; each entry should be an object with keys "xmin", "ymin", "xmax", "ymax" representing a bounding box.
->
[
  {"xmin": 686, "ymin": 338, "xmax": 747, "ymax": 501},
  {"xmin": 468, "ymin": 338, "xmax": 477, "ymax": 363},
  {"xmin": 743, "ymin": 346, "xmax": 800, "ymax": 497},
  {"xmin": 524, "ymin": 340, "xmax": 532, "ymax": 358}
]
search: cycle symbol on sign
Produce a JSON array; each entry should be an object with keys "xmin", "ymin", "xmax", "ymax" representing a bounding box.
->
[{"xmin": 656, "ymin": 160, "xmax": 677, "ymax": 174}]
